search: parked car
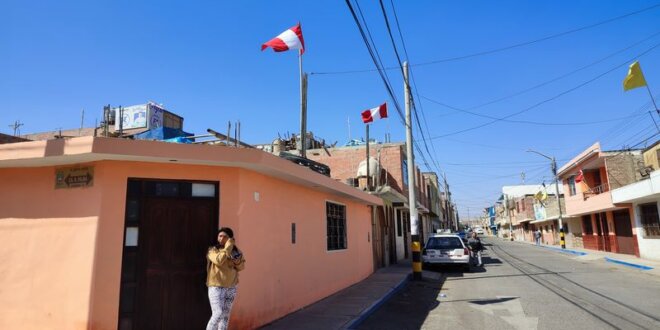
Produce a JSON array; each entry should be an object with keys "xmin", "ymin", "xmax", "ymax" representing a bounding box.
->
[
  {"xmin": 455, "ymin": 230, "xmax": 468, "ymax": 242},
  {"xmin": 474, "ymin": 227, "xmax": 484, "ymax": 235},
  {"xmin": 422, "ymin": 234, "xmax": 471, "ymax": 271}
]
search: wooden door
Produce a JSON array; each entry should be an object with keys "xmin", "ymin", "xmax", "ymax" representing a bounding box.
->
[
  {"xmin": 613, "ymin": 210, "xmax": 635, "ymax": 255},
  {"xmin": 136, "ymin": 198, "xmax": 216, "ymax": 330}
]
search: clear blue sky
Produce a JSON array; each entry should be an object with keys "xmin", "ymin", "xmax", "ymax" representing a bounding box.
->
[{"xmin": 3, "ymin": 1, "xmax": 660, "ymax": 219}]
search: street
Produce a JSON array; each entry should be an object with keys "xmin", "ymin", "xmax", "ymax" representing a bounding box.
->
[{"xmin": 357, "ymin": 238, "xmax": 660, "ymax": 330}]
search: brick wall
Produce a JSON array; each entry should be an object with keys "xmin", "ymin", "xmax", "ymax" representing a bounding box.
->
[
  {"xmin": 605, "ymin": 152, "xmax": 644, "ymax": 189},
  {"xmin": 307, "ymin": 143, "xmax": 409, "ymax": 195}
]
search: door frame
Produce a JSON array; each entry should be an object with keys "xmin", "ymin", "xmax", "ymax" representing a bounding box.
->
[{"xmin": 117, "ymin": 178, "xmax": 220, "ymax": 330}]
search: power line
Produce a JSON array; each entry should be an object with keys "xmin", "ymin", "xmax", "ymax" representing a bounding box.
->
[
  {"xmin": 382, "ymin": 0, "xmax": 447, "ymax": 176},
  {"xmin": 312, "ymin": 3, "xmax": 660, "ymax": 75},
  {"xmin": 422, "ymin": 30, "xmax": 660, "ymax": 114},
  {"xmin": 425, "ymin": 42, "xmax": 660, "ymax": 140},
  {"xmin": 421, "ymin": 94, "xmax": 651, "ymax": 126},
  {"xmin": 345, "ymin": 0, "xmax": 438, "ymax": 178}
]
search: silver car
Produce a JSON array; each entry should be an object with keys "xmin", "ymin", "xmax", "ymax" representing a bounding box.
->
[{"xmin": 422, "ymin": 234, "xmax": 471, "ymax": 271}]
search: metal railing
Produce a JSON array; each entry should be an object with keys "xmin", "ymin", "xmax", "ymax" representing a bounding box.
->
[{"xmin": 582, "ymin": 183, "xmax": 610, "ymax": 199}]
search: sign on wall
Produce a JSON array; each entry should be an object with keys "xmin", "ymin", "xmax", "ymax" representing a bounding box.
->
[
  {"xmin": 533, "ymin": 202, "xmax": 547, "ymax": 220},
  {"xmin": 55, "ymin": 166, "xmax": 94, "ymax": 189}
]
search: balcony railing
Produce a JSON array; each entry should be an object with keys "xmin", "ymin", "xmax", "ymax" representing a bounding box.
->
[{"xmin": 582, "ymin": 183, "xmax": 609, "ymax": 200}]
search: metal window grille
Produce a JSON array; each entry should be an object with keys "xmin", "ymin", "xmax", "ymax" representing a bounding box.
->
[{"xmin": 327, "ymin": 202, "xmax": 347, "ymax": 250}]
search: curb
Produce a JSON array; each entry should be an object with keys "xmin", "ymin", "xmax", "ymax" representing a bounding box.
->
[
  {"xmin": 345, "ymin": 273, "xmax": 412, "ymax": 329},
  {"xmin": 604, "ymin": 257, "xmax": 654, "ymax": 270},
  {"xmin": 539, "ymin": 245, "xmax": 588, "ymax": 256}
]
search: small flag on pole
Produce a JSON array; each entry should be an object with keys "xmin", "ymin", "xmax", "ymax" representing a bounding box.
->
[
  {"xmin": 361, "ymin": 103, "xmax": 388, "ymax": 123},
  {"xmin": 261, "ymin": 23, "xmax": 305, "ymax": 54},
  {"xmin": 623, "ymin": 61, "xmax": 648, "ymax": 91}
]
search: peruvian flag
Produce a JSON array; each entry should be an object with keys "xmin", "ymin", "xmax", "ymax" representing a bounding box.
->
[
  {"xmin": 261, "ymin": 23, "xmax": 305, "ymax": 54},
  {"xmin": 575, "ymin": 169, "xmax": 584, "ymax": 183},
  {"xmin": 361, "ymin": 103, "xmax": 388, "ymax": 123}
]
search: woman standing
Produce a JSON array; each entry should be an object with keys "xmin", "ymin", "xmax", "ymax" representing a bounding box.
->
[{"xmin": 206, "ymin": 227, "xmax": 246, "ymax": 330}]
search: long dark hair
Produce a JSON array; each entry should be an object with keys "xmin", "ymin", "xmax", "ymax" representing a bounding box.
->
[{"xmin": 211, "ymin": 227, "xmax": 239, "ymax": 252}]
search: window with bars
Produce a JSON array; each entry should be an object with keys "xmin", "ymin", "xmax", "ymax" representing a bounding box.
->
[
  {"xmin": 327, "ymin": 202, "xmax": 347, "ymax": 250},
  {"xmin": 640, "ymin": 203, "xmax": 660, "ymax": 237}
]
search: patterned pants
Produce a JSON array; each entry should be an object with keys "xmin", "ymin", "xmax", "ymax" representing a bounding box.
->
[{"xmin": 207, "ymin": 286, "xmax": 237, "ymax": 330}]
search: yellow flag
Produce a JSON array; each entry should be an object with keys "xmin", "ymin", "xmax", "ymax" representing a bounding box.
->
[
  {"xmin": 623, "ymin": 61, "xmax": 648, "ymax": 91},
  {"xmin": 534, "ymin": 190, "xmax": 547, "ymax": 201}
]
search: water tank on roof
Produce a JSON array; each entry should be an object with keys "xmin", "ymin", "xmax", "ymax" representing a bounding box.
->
[{"xmin": 356, "ymin": 157, "xmax": 379, "ymax": 177}]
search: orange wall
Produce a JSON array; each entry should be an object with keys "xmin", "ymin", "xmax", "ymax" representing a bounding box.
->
[{"xmin": 0, "ymin": 160, "xmax": 373, "ymax": 329}]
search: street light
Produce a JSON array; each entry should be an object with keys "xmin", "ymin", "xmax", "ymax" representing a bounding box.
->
[{"xmin": 527, "ymin": 149, "xmax": 566, "ymax": 249}]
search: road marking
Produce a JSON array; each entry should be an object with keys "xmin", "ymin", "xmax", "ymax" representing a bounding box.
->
[{"xmin": 469, "ymin": 296, "xmax": 538, "ymax": 330}]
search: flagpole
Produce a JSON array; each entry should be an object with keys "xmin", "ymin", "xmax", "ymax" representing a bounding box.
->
[
  {"xmin": 366, "ymin": 124, "xmax": 370, "ymax": 191},
  {"xmin": 299, "ymin": 49, "xmax": 307, "ymax": 158},
  {"xmin": 645, "ymin": 85, "xmax": 659, "ymax": 115}
]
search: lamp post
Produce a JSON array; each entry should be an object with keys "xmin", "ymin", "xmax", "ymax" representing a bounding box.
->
[{"xmin": 527, "ymin": 149, "xmax": 566, "ymax": 249}]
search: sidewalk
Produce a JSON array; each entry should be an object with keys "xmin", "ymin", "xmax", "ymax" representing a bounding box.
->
[
  {"xmin": 503, "ymin": 236, "xmax": 660, "ymax": 277},
  {"xmin": 260, "ymin": 261, "xmax": 439, "ymax": 330}
]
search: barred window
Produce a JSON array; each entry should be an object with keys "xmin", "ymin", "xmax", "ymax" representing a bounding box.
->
[
  {"xmin": 327, "ymin": 202, "xmax": 347, "ymax": 250},
  {"xmin": 640, "ymin": 203, "xmax": 660, "ymax": 237}
]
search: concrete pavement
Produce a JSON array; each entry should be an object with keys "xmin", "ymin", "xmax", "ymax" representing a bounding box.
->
[
  {"xmin": 261, "ymin": 262, "xmax": 441, "ymax": 329},
  {"xmin": 510, "ymin": 237, "xmax": 660, "ymax": 277},
  {"xmin": 261, "ymin": 236, "xmax": 660, "ymax": 329},
  {"xmin": 359, "ymin": 237, "xmax": 660, "ymax": 329}
]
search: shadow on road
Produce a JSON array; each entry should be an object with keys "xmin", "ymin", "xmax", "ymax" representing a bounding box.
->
[{"xmin": 355, "ymin": 276, "xmax": 446, "ymax": 329}]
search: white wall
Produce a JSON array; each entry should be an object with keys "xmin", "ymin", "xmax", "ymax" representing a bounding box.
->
[{"xmin": 633, "ymin": 201, "xmax": 660, "ymax": 262}]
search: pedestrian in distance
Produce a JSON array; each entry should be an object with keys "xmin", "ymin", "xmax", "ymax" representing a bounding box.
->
[
  {"xmin": 206, "ymin": 227, "xmax": 246, "ymax": 330},
  {"xmin": 535, "ymin": 229, "xmax": 542, "ymax": 246},
  {"xmin": 467, "ymin": 232, "xmax": 484, "ymax": 267}
]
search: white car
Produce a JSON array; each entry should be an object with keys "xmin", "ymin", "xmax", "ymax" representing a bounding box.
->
[
  {"xmin": 474, "ymin": 227, "xmax": 484, "ymax": 235},
  {"xmin": 422, "ymin": 234, "xmax": 471, "ymax": 270}
]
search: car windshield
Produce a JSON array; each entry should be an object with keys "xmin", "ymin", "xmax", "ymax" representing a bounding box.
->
[{"xmin": 426, "ymin": 237, "xmax": 463, "ymax": 249}]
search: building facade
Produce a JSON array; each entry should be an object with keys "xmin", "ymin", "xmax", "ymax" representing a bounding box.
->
[
  {"xmin": 0, "ymin": 137, "xmax": 381, "ymax": 329},
  {"xmin": 558, "ymin": 142, "xmax": 642, "ymax": 256}
]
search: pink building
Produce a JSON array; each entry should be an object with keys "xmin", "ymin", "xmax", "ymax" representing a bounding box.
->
[
  {"xmin": 0, "ymin": 137, "xmax": 381, "ymax": 329},
  {"xmin": 558, "ymin": 142, "xmax": 641, "ymax": 256}
]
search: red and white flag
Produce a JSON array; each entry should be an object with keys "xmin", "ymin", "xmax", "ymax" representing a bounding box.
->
[
  {"xmin": 575, "ymin": 169, "xmax": 584, "ymax": 183},
  {"xmin": 261, "ymin": 23, "xmax": 305, "ymax": 54},
  {"xmin": 361, "ymin": 103, "xmax": 388, "ymax": 123}
]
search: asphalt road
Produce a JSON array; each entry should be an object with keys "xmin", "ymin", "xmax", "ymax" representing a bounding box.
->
[{"xmin": 357, "ymin": 238, "xmax": 660, "ymax": 330}]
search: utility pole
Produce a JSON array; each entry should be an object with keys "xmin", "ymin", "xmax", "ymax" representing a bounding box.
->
[
  {"xmin": 552, "ymin": 157, "xmax": 566, "ymax": 249},
  {"xmin": 8, "ymin": 120, "xmax": 24, "ymax": 136},
  {"xmin": 443, "ymin": 172, "xmax": 449, "ymax": 229},
  {"xmin": 404, "ymin": 61, "xmax": 421, "ymax": 281},
  {"xmin": 506, "ymin": 194, "xmax": 514, "ymax": 241},
  {"xmin": 527, "ymin": 150, "xmax": 565, "ymax": 249}
]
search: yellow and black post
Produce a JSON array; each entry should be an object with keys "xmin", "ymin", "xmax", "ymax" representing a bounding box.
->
[
  {"xmin": 560, "ymin": 228, "xmax": 566, "ymax": 249},
  {"xmin": 412, "ymin": 235, "xmax": 422, "ymax": 280}
]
